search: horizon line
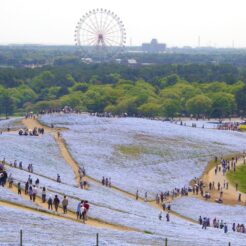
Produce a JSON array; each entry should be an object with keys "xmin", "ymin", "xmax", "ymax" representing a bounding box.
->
[{"xmin": 1, "ymin": 43, "xmax": 246, "ymax": 49}]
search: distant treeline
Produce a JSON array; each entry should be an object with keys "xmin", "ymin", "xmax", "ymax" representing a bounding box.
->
[
  {"xmin": 2, "ymin": 45, "xmax": 246, "ymax": 67},
  {"xmin": 0, "ymin": 62, "xmax": 246, "ymax": 118}
]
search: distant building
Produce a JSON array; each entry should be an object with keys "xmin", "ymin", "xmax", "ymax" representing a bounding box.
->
[
  {"xmin": 142, "ymin": 39, "xmax": 166, "ymax": 53},
  {"xmin": 115, "ymin": 58, "xmax": 122, "ymax": 64},
  {"xmin": 127, "ymin": 59, "xmax": 137, "ymax": 66},
  {"xmin": 81, "ymin": 58, "xmax": 93, "ymax": 64}
]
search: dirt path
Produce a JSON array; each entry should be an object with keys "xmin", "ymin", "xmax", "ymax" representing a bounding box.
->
[
  {"xmin": 22, "ymin": 118, "xmax": 81, "ymax": 185},
  {"xmin": 3, "ymin": 182, "xmax": 138, "ymax": 232},
  {"xmin": 202, "ymin": 157, "xmax": 246, "ymax": 205},
  {"xmin": 22, "ymin": 119, "xmax": 135, "ymax": 194},
  {"xmin": 22, "ymin": 118, "xmax": 148, "ymax": 198},
  {"xmin": 21, "ymin": 117, "xmax": 198, "ymax": 224},
  {"xmin": 4, "ymin": 161, "xmax": 137, "ymax": 214}
]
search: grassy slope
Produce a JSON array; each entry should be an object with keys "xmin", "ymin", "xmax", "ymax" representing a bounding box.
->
[{"xmin": 227, "ymin": 165, "xmax": 246, "ymax": 193}]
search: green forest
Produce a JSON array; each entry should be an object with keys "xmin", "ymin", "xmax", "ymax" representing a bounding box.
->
[{"xmin": 1, "ymin": 62, "xmax": 246, "ymax": 118}]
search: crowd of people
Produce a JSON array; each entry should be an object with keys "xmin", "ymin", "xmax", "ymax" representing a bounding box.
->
[
  {"xmin": 2, "ymin": 152, "xmax": 246, "ymax": 232},
  {"xmin": 76, "ymin": 200, "xmax": 90, "ymax": 223},
  {"xmin": 4, "ymin": 170, "xmax": 91, "ymax": 223},
  {"xmin": 186, "ymin": 154, "xmax": 246, "ymax": 205},
  {"xmin": 137, "ymin": 154, "xmax": 245, "ymax": 227},
  {"xmin": 5, "ymin": 155, "xmax": 92, "ymax": 221},
  {"xmin": 1, "ymin": 114, "xmax": 246, "ymax": 234},
  {"xmin": 198, "ymin": 216, "xmax": 246, "ymax": 234},
  {"xmin": 18, "ymin": 127, "xmax": 44, "ymax": 136},
  {"xmin": 213, "ymin": 155, "xmax": 245, "ymax": 203},
  {"xmin": 217, "ymin": 122, "xmax": 243, "ymax": 131},
  {"xmin": 153, "ymin": 186, "xmax": 190, "ymax": 204},
  {"xmin": 38, "ymin": 106, "xmax": 78, "ymax": 115},
  {"xmin": 171, "ymin": 117, "xmax": 246, "ymax": 132}
]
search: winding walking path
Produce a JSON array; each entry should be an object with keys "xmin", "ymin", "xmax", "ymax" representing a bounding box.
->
[
  {"xmin": 5, "ymin": 116, "xmax": 244, "ymax": 230},
  {"xmin": 202, "ymin": 157, "xmax": 246, "ymax": 205},
  {"xmin": 21, "ymin": 117, "xmax": 197, "ymax": 224},
  {"xmin": 1, "ymin": 181, "xmax": 139, "ymax": 232}
]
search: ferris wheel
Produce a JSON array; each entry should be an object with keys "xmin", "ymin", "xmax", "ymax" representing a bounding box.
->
[{"xmin": 74, "ymin": 9, "xmax": 126, "ymax": 60}]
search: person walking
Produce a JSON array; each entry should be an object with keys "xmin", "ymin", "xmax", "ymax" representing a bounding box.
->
[
  {"xmin": 28, "ymin": 186, "xmax": 33, "ymax": 201},
  {"xmin": 80, "ymin": 180, "xmax": 84, "ymax": 189},
  {"xmin": 62, "ymin": 195, "xmax": 68, "ymax": 214},
  {"xmin": 220, "ymin": 191, "xmax": 223, "ymax": 199},
  {"xmin": 53, "ymin": 195, "xmax": 60, "ymax": 212},
  {"xmin": 35, "ymin": 178, "xmax": 39, "ymax": 187},
  {"xmin": 83, "ymin": 180, "xmax": 87, "ymax": 189},
  {"xmin": 76, "ymin": 201, "xmax": 82, "ymax": 219},
  {"xmin": 47, "ymin": 195, "xmax": 53, "ymax": 210},
  {"xmin": 25, "ymin": 181, "xmax": 29, "ymax": 195},
  {"xmin": 8, "ymin": 175, "xmax": 13, "ymax": 188},
  {"xmin": 144, "ymin": 192, "xmax": 147, "ymax": 202},
  {"xmin": 166, "ymin": 212, "xmax": 170, "ymax": 222},
  {"xmin": 19, "ymin": 162, "xmax": 23, "ymax": 170},
  {"xmin": 162, "ymin": 202, "xmax": 166, "ymax": 211},
  {"xmin": 238, "ymin": 193, "xmax": 242, "ymax": 202},
  {"xmin": 136, "ymin": 190, "xmax": 139, "ymax": 200},
  {"xmin": 224, "ymin": 223, "xmax": 228, "ymax": 233},
  {"xmin": 57, "ymin": 174, "xmax": 61, "ymax": 183},
  {"xmin": 80, "ymin": 204, "xmax": 86, "ymax": 223},
  {"xmin": 202, "ymin": 218, "xmax": 207, "ymax": 229},
  {"xmin": 17, "ymin": 182, "xmax": 21, "ymax": 195},
  {"xmin": 199, "ymin": 216, "xmax": 202, "ymax": 225},
  {"xmin": 42, "ymin": 187, "xmax": 46, "ymax": 203},
  {"xmin": 156, "ymin": 194, "xmax": 160, "ymax": 204},
  {"xmin": 32, "ymin": 185, "xmax": 37, "ymax": 202},
  {"xmin": 83, "ymin": 201, "xmax": 90, "ymax": 221},
  {"xmin": 28, "ymin": 175, "xmax": 32, "ymax": 184},
  {"xmin": 217, "ymin": 182, "xmax": 220, "ymax": 191}
]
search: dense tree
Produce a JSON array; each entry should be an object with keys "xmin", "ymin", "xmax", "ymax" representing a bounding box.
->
[
  {"xmin": 60, "ymin": 92, "xmax": 84, "ymax": 109},
  {"xmin": 0, "ymin": 91, "xmax": 15, "ymax": 118},
  {"xmin": 9, "ymin": 85, "xmax": 37, "ymax": 107},
  {"xmin": 165, "ymin": 74, "xmax": 180, "ymax": 86},
  {"xmin": 210, "ymin": 93, "xmax": 236, "ymax": 118},
  {"xmin": 70, "ymin": 83, "xmax": 89, "ymax": 92},
  {"xmin": 27, "ymin": 100, "xmax": 61, "ymax": 112},
  {"xmin": 30, "ymin": 71, "xmax": 55, "ymax": 92},
  {"xmin": 161, "ymin": 99, "xmax": 181, "ymax": 118},
  {"xmin": 186, "ymin": 95, "xmax": 212, "ymax": 118},
  {"xmin": 0, "ymin": 56, "xmax": 245, "ymax": 117},
  {"xmin": 235, "ymin": 85, "xmax": 246, "ymax": 115},
  {"xmin": 114, "ymin": 98, "xmax": 138, "ymax": 116},
  {"xmin": 138, "ymin": 103, "xmax": 160, "ymax": 117}
]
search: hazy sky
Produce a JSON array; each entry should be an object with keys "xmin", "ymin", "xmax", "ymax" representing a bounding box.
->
[{"xmin": 1, "ymin": 0, "xmax": 246, "ymax": 47}]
